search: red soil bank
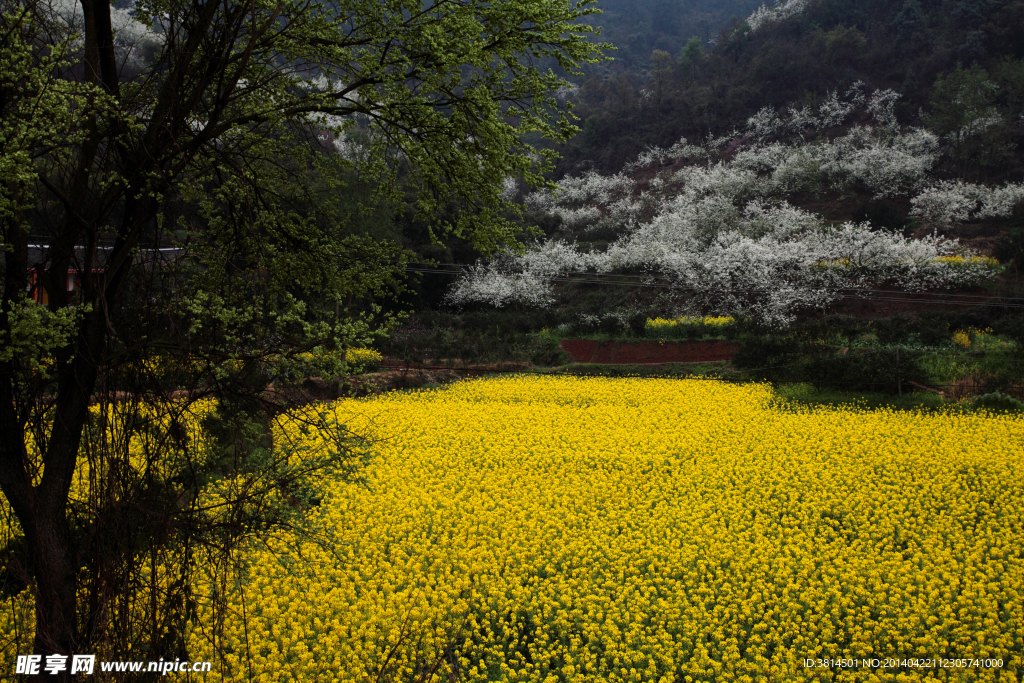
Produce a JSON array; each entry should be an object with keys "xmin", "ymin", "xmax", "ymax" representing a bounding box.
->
[{"xmin": 559, "ymin": 339, "xmax": 739, "ymax": 364}]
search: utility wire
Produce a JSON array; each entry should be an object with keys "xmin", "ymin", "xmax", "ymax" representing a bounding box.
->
[
  {"xmin": 405, "ymin": 266, "xmax": 1024, "ymax": 309},
  {"xmin": 418, "ymin": 261, "xmax": 1024, "ymax": 302}
]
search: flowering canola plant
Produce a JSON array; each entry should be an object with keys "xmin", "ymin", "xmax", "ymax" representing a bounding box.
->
[
  {"xmin": 168, "ymin": 376, "xmax": 1024, "ymax": 682},
  {"xmin": 647, "ymin": 316, "xmax": 735, "ymax": 333}
]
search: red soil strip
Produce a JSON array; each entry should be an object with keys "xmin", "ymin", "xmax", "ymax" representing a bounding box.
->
[{"xmin": 559, "ymin": 339, "xmax": 739, "ymax": 364}]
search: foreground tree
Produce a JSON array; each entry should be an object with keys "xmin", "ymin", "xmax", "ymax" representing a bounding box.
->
[{"xmin": 0, "ymin": 0, "xmax": 606, "ymax": 674}]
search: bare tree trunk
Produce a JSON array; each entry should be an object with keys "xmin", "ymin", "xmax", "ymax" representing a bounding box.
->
[
  {"xmin": 25, "ymin": 512, "xmax": 78, "ymax": 661},
  {"xmin": 1, "ymin": 309, "xmax": 108, "ymax": 679}
]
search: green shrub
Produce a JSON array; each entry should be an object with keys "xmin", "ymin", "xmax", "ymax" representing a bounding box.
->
[
  {"xmin": 972, "ymin": 392, "xmax": 1024, "ymax": 412},
  {"xmin": 531, "ymin": 332, "xmax": 570, "ymax": 367},
  {"xmin": 913, "ymin": 313, "xmax": 952, "ymax": 346},
  {"xmin": 600, "ymin": 315, "xmax": 626, "ymax": 335},
  {"xmin": 801, "ymin": 349, "xmax": 929, "ymax": 394},
  {"xmin": 627, "ymin": 311, "xmax": 649, "ymax": 338},
  {"xmin": 995, "ymin": 314, "xmax": 1024, "ymax": 354},
  {"xmin": 732, "ymin": 336, "xmax": 805, "ymax": 379},
  {"xmin": 735, "ymin": 336, "xmax": 928, "ymax": 393},
  {"xmin": 794, "ymin": 315, "xmax": 867, "ymax": 345},
  {"xmin": 873, "ymin": 315, "xmax": 913, "ymax": 344}
]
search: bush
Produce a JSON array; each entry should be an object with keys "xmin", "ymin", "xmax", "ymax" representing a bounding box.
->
[
  {"xmin": 531, "ymin": 332, "xmax": 570, "ymax": 367},
  {"xmin": 851, "ymin": 199, "xmax": 911, "ymax": 234},
  {"xmin": 732, "ymin": 336, "xmax": 805, "ymax": 379},
  {"xmin": 600, "ymin": 315, "xmax": 626, "ymax": 335},
  {"xmin": 914, "ymin": 313, "xmax": 952, "ymax": 346},
  {"xmin": 801, "ymin": 349, "xmax": 929, "ymax": 394},
  {"xmin": 627, "ymin": 311, "xmax": 649, "ymax": 338},
  {"xmin": 873, "ymin": 315, "xmax": 913, "ymax": 344},
  {"xmin": 972, "ymin": 392, "xmax": 1024, "ymax": 412},
  {"xmin": 995, "ymin": 314, "xmax": 1024, "ymax": 353},
  {"xmin": 735, "ymin": 336, "xmax": 928, "ymax": 393},
  {"xmin": 795, "ymin": 315, "xmax": 866, "ymax": 344}
]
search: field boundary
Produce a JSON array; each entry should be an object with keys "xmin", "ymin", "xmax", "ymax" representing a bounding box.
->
[{"xmin": 559, "ymin": 339, "xmax": 740, "ymax": 364}]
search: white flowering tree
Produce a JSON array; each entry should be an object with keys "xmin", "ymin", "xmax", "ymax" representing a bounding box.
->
[
  {"xmin": 448, "ymin": 86, "xmax": 1011, "ymax": 325},
  {"xmin": 745, "ymin": 0, "xmax": 814, "ymax": 33},
  {"xmin": 910, "ymin": 180, "xmax": 1024, "ymax": 226}
]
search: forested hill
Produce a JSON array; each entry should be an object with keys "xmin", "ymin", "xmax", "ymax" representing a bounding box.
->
[
  {"xmin": 558, "ymin": 0, "xmax": 1024, "ymax": 177},
  {"xmin": 580, "ymin": 0, "xmax": 764, "ymax": 73}
]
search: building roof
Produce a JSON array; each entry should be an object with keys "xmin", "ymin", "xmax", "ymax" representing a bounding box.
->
[{"xmin": 26, "ymin": 244, "xmax": 185, "ymax": 271}]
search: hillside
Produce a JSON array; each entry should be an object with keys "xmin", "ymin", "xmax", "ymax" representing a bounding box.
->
[
  {"xmin": 578, "ymin": 0, "xmax": 765, "ymax": 74},
  {"xmin": 557, "ymin": 0, "xmax": 1024, "ymax": 178}
]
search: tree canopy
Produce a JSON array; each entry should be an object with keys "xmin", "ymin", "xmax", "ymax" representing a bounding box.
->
[{"xmin": 0, "ymin": 0, "xmax": 607, "ymax": 668}]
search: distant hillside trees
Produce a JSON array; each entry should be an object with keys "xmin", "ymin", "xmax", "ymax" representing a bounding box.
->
[
  {"xmin": 448, "ymin": 87, "xmax": 1014, "ymax": 326},
  {"xmin": 556, "ymin": 0, "xmax": 1024, "ymax": 179}
]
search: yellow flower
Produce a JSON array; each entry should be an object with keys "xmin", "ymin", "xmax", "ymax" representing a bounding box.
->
[{"xmin": 5, "ymin": 376, "xmax": 1023, "ymax": 682}]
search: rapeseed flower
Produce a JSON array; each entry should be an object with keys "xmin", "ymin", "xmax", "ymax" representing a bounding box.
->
[
  {"xmin": 185, "ymin": 377, "xmax": 1024, "ymax": 682},
  {"xmin": 3, "ymin": 377, "xmax": 1022, "ymax": 682}
]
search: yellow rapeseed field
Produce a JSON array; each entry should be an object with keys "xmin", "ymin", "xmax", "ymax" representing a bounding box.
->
[
  {"xmin": 176, "ymin": 376, "xmax": 1023, "ymax": 683},
  {"xmin": 646, "ymin": 316, "xmax": 735, "ymax": 332}
]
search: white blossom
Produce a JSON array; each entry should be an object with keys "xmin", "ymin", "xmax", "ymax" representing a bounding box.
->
[
  {"xmin": 818, "ymin": 90, "xmax": 855, "ymax": 128},
  {"xmin": 445, "ymin": 267, "xmax": 554, "ymax": 308},
  {"xmin": 450, "ymin": 98, "xmax": 1000, "ymax": 325},
  {"xmin": 45, "ymin": 0, "xmax": 164, "ymax": 51},
  {"xmin": 554, "ymin": 84, "xmax": 580, "ymax": 102},
  {"xmin": 957, "ymin": 113, "xmax": 1002, "ymax": 140},
  {"xmin": 816, "ymin": 126, "xmax": 939, "ymax": 197},
  {"xmin": 746, "ymin": 0, "xmax": 814, "ymax": 33},
  {"xmin": 911, "ymin": 180, "xmax": 1024, "ymax": 226},
  {"xmin": 746, "ymin": 107, "xmax": 786, "ymax": 141},
  {"xmin": 446, "ymin": 241, "xmax": 586, "ymax": 308},
  {"xmin": 866, "ymin": 89, "xmax": 901, "ymax": 129},
  {"xmin": 501, "ymin": 176, "xmax": 520, "ymax": 200},
  {"xmin": 526, "ymin": 171, "xmax": 634, "ymax": 210}
]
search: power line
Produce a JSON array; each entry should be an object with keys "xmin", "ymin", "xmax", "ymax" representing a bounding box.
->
[
  {"xmin": 418, "ymin": 262, "xmax": 1024, "ymax": 302},
  {"xmin": 404, "ymin": 266, "xmax": 1024, "ymax": 309}
]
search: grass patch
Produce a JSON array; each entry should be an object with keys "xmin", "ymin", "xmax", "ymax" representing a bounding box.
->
[{"xmin": 773, "ymin": 382, "xmax": 953, "ymax": 412}]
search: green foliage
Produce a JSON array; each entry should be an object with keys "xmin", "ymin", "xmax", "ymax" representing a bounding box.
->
[
  {"xmin": 823, "ymin": 25, "xmax": 867, "ymax": 66},
  {"xmin": 0, "ymin": 296, "xmax": 90, "ymax": 379},
  {"xmin": 734, "ymin": 333, "xmax": 929, "ymax": 394},
  {"xmin": 679, "ymin": 36, "xmax": 704, "ymax": 68},
  {"xmin": 890, "ymin": 0, "xmax": 926, "ymax": 49},
  {"xmin": 645, "ymin": 317, "xmax": 736, "ymax": 341},
  {"xmin": 773, "ymin": 382, "xmax": 949, "ymax": 412},
  {"xmin": 851, "ymin": 199, "xmax": 912, "ymax": 234},
  {"xmin": 627, "ymin": 310, "xmax": 650, "ymax": 337},
  {"xmin": 732, "ymin": 335, "xmax": 802, "ymax": 374},
  {"xmin": 971, "ymin": 391, "xmax": 1024, "ymax": 412},
  {"xmin": 201, "ymin": 399, "xmax": 371, "ymax": 516},
  {"xmin": 803, "ymin": 348, "xmax": 929, "ymax": 394},
  {"xmin": 0, "ymin": 10, "xmax": 109, "ymax": 222},
  {"xmin": 794, "ymin": 315, "xmax": 867, "ymax": 346},
  {"xmin": 873, "ymin": 315, "xmax": 913, "ymax": 344},
  {"xmin": 575, "ymin": 0, "xmax": 762, "ymax": 73},
  {"xmin": 926, "ymin": 62, "xmax": 1001, "ymax": 177},
  {"xmin": 531, "ymin": 330, "xmax": 571, "ymax": 366}
]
